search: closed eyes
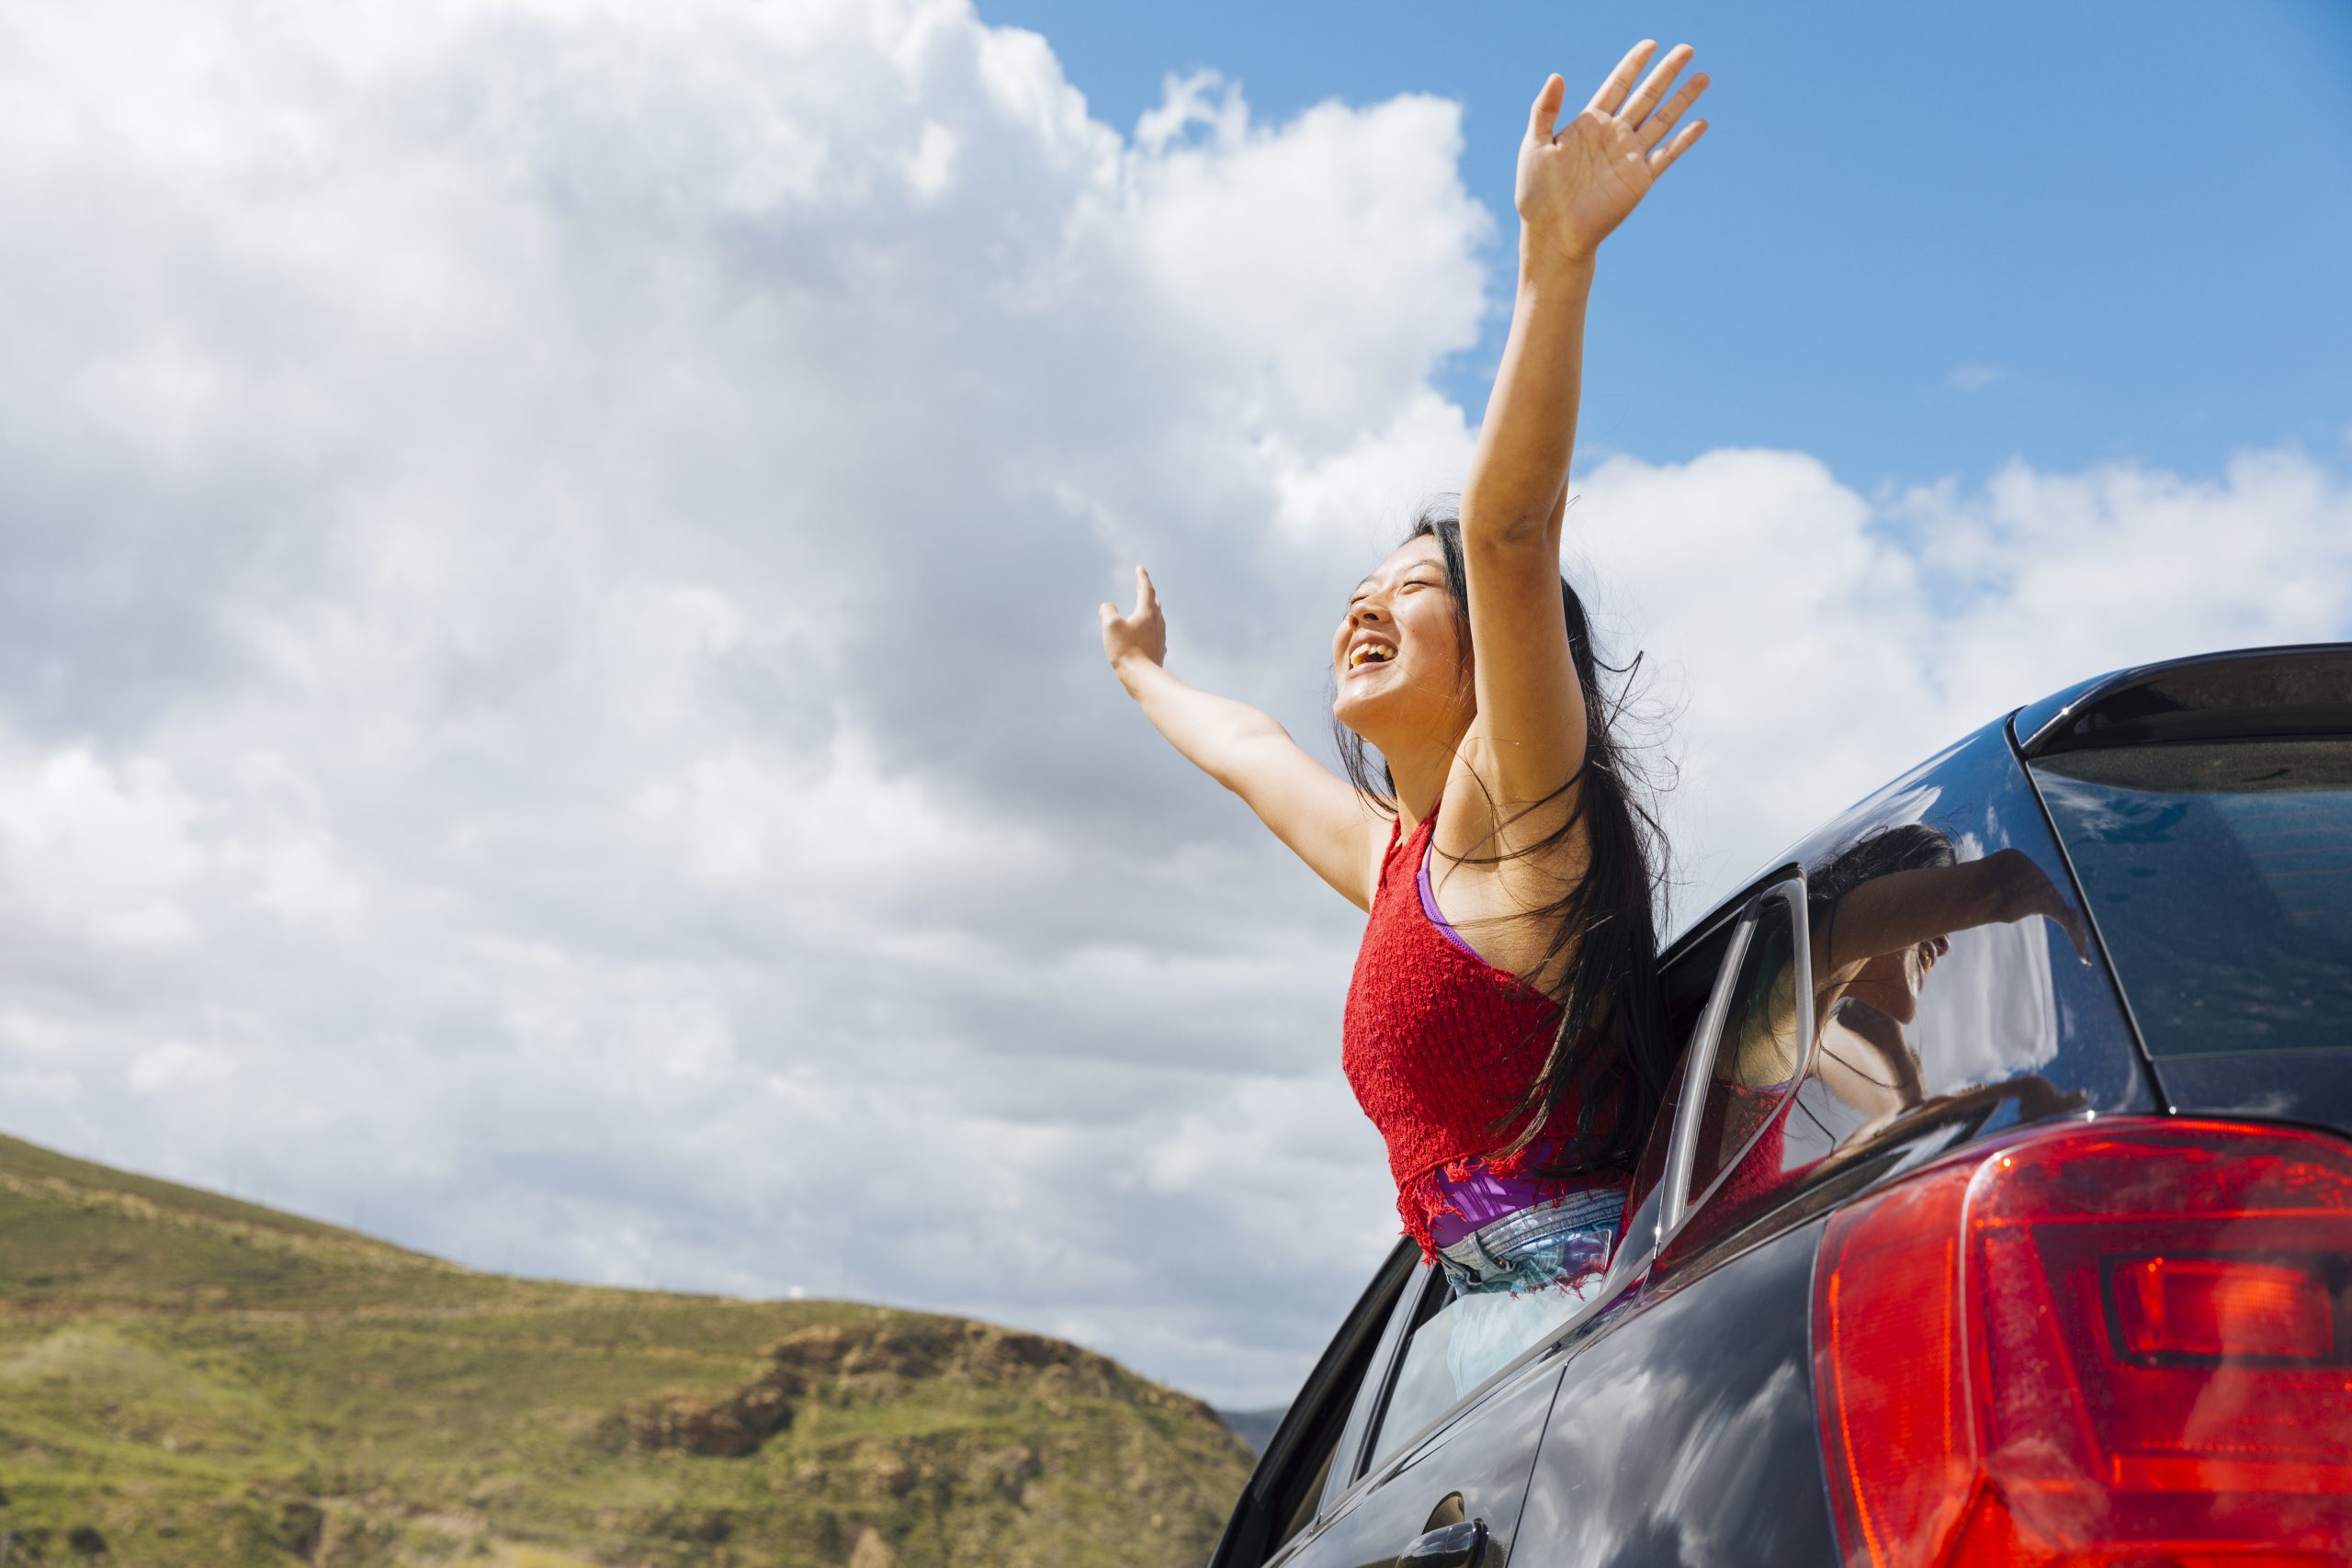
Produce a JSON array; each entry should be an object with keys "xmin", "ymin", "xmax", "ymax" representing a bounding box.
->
[{"xmin": 1348, "ymin": 577, "xmax": 1442, "ymax": 608}]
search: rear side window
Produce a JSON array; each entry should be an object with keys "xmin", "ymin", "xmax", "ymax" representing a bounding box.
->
[{"xmin": 2032, "ymin": 738, "xmax": 2352, "ymax": 1057}]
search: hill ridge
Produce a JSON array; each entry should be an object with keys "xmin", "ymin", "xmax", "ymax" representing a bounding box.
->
[{"xmin": 0, "ymin": 1131, "xmax": 426, "ymax": 1254}]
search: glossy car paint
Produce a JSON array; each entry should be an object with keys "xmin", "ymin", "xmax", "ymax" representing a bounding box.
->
[
  {"xmin": 2012, "ymin": 644, "xmax": 2352, "ymax": 759},
  {"xmin": 1515, "ymin": 1220, "xmax": 1833, "ymax": 1567},
  {"xmin": 2143, "ymin": 1048, "xmax": 2352, "ymax": 1130}
]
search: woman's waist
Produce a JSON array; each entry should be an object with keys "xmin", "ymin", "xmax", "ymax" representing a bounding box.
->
[
  {"xmin": 1433, "ymin": 1179, "xmax": 1629, "ymax": 1271},
  {"xmin": 1419, "ymin": 1148, "xmax": 1631, "ymax": 1249}
]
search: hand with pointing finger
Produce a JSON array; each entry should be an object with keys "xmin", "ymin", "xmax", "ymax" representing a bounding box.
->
[{"xmin": 1519, "ymin": 40, "xmax": 1711, "ymax": 267}]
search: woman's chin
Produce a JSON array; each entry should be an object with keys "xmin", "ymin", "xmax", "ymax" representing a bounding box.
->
[
  {"xmin": 1845, "ymin": 979, "xmax": 1920, "ymax": 1025},
  {"xmin": 1335, "ymin": 681, "xmax": 1457, "ymax": 759},
  {"xmin": 1331, "ymin": 687, "xmax": 1388, "ymax": 742}
]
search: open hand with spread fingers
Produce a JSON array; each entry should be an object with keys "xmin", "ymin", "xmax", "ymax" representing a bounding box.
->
[{"xmin": 1518, "ymin": 40, "xmax": 1710, "ymax": 267}]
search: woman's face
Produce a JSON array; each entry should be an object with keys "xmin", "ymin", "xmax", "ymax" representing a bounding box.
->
[
  {"xmin": 1330, "ymin": 536, "xmax": 1473, "ymax": 748},
  {"xmin": 1842, "ymin": 935, "xmax": 1950, "ymax": 1025}
]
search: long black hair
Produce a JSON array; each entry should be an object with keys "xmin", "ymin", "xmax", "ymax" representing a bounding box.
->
[{"xmin": 1331, "ymin": 502, "xmax": 1673, "ymax": 1170}]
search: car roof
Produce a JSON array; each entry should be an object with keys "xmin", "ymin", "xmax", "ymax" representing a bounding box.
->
[
  {"xmin": 2012, "ymin": 641, "xmax": 2352, "ymax": 758},
  {"xmin": 1657, "ymin": 642, "xmax": 2352, "ymax": 967}
]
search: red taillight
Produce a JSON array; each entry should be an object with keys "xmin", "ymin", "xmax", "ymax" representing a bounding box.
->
[
  {"xmin": 1812, "ymin": 1118, "xmax": 2352, "ymax": 1567},
  {"xmin": 2114, "ymin": 1258, "xmax": 2336, "ymax": 1361}
]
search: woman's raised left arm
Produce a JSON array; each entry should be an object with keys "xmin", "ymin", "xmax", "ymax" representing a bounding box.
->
[{"xmin": 1451, "ymin": 44, "xmax": 1708, "ymax": 816}]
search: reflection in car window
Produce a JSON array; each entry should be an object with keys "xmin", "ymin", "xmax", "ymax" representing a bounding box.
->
[
  {"xmin": 1806, "ymin": 825, "xmax": 2086, "ymax": 1129},
  {"xmin": 1699, "ymin": 820, "xmax": 2098, "ymax": 1229}
]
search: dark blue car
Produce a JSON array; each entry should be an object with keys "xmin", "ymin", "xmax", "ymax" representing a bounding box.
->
[{"xmin": 1212, "ymin": 643, "xmax": 2352, "ymax": 1568}]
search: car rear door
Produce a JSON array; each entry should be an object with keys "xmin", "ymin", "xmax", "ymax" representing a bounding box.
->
[{"xmin": 1274, "ymin": 1258, "xmax": 1569, "ymax": 1568}]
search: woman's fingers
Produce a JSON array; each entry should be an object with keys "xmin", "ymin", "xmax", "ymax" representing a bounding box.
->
[
  {"xmin": 1647, "ymin": 118, "xmax": 1708, "ymax": 175},
  {"xmin": 1618, "ymin": 42, "xmax": 1693, "ymax": 127},
  {"xmin": 1527, "ymin": 73, "xmax": 1566, "ymax": 143},
  {"xmin": 1102, "ymin": 566, "xmax": 1158, "ymax": 636},
  {"xmin": 1638, "ymin": 69, "xmax": 1709, "ymax": 150},
  {"xmin": 1585, "ymin": 39, "xmax": 1656, "ymax": 117}
]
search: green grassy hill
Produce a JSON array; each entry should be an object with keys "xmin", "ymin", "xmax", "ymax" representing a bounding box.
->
[{"xmin": 0, "ymin": 1133, "xmax": 1252, "ymax": 1566}]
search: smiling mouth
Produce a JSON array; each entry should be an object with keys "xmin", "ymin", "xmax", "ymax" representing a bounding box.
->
[{"xmin": 1346, "ymin": 642, "xmax": 1396, "ymax": 671}]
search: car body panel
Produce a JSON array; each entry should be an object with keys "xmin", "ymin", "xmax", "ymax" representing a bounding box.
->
[
  {"xmin": 1515, "ymin": 1219, "xmax": 1833, "ymax": 1568},
  {"xmin": 2137, "ymin": 1047, "xmax": 2352, "ymax": 1129},
  {"xmin": 2011, "ymin": 643, "xmax": 2352, "ymax": 759}
]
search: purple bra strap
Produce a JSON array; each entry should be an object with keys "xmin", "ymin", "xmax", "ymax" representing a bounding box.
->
[{"xmin": 1417, "ymin": 838, "xmax": 1482, "ymax": 960}]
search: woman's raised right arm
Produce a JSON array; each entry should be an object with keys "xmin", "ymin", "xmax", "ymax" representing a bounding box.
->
[{"xmin": 1101, "ymin": 567, "xmax": 1384, "ymax": 910}]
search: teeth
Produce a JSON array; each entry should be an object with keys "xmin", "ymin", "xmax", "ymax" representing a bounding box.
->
[{"xmin": 1350, "ymin": 644, "xmax": 1395, "ymax": 670}]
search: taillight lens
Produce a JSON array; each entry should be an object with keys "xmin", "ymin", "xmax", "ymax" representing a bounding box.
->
[
  {"xmin": 1812, "ymin": 1118, "xmax": 2352, "ymax": 1566},
  {"xmin": 2113, "ymin": 1257, "xmax": 2335, "ymax": 1361}
]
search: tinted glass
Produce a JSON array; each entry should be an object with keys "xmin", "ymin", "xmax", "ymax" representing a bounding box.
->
[
  {"xmin": 2033, "ymin": 738, "xmax": 2352, "ymax": 1057},
  {"xmin": 1686, "ymin": 897, "xmax": 1802, "ymax": 1206},
  {"xmin": 1665, "ymin": 719, "xmax": 2149, "ymax": 1270},
  {"xmin": 1788, "ymin": 721, "xmax": 2138, "ymax": 1129}
]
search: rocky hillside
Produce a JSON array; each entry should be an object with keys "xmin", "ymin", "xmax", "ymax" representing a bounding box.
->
[{"xmin": 0, "ymin": 1132, "xmax": 1252, "ymax": 1566}]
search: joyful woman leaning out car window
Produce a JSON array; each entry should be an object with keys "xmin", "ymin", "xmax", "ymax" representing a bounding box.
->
[{"xmin": 1101, "ymin": 44, "xmax": 1711, "ymax": 1311}]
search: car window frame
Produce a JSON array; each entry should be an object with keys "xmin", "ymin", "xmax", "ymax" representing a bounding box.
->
[
  {"xmin": 1311, "ymin": 1249, "xmax": 1436, "ymax": 1522},
  {"xmin": 1656, "ymin": 874, "xmax": 1817, "ymax": 1251}
]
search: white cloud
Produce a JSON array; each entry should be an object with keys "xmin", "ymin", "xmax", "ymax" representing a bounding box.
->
[
  {"xmin": 1136, "ymin": 70, "xmax": 1249, "ymax": 155},
  {"xmin": 0, "ymin": 0, "xmax": 2344, "ymax": 1415},
  {"xmin": 128, "ymin": 1041, "xmax": 236, "ymax": 1093},
  {"xmin": 1948, "ymin": 362, "xmax": 2006, "ymax": 391},
  {"xmin": 1570, "ymin": 445, "xmax": 2352, "ymax": 917},
  {"xmin": 0, "ymin": 750, "xmax": 205, "ymax": 947}
]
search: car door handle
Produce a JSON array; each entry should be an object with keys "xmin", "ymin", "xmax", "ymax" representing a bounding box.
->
[{"xmin": 1396, "ymin": 1517, "xmax": 1486, "ymax": 1568}]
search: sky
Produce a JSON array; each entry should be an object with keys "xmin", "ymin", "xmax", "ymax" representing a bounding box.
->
[
  {"xmin": 991, "ymin": 0, "xmax": 2352, "ymax": 491},
  {"xmin": 0, "ymin": 0, "xmax": 2346, "ymax": 1411}
]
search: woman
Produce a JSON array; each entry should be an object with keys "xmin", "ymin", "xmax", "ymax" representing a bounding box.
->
[{"xmin": 1099, "ymin": 44, "xmax": 1711, "ymax": 1310}]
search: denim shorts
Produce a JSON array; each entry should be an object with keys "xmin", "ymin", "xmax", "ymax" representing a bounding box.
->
[{"xmin": 1434, "ymin": 1183, "xmax": 1625, "ymax": 1301}]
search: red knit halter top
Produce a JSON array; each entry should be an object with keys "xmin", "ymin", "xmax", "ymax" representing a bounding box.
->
[{"xmin": 1341, "ymin": 806, "xmax": 1633, "ymax": 1257}]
